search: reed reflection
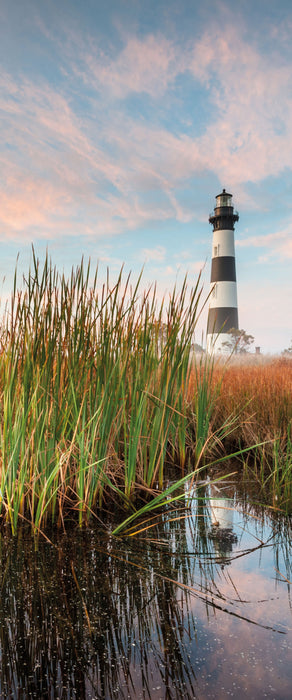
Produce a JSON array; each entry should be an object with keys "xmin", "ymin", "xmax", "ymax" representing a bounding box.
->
[
  {"xmin": 0, "ymin": 485, "xmax": 291, "ymax": 699},
  {"xmin": 0, "ymin": 524, "xmax": 200, "ymax": 699}
]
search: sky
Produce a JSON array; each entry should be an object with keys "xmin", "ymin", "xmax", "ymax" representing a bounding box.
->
[{"xmin": 0, "ymin": 0, "xmax": 292, "ymax": 354}]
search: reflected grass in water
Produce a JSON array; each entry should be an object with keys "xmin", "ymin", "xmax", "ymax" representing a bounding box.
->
[{"xmin": 0, "ymin": 485, "xmax": 291, "ymax": 699}]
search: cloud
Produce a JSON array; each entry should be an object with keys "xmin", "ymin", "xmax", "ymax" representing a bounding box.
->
[
  {"xmin": 188, "ymin": 24, "xmax": 292, "ymax": 186},
  {"xmin": 141, "ymin": 245, "xmax": 166, "ymax": 262},
  {"xmin": 2, "ymin": 17, "xmax": 292, "ymax": 246},
  {"xmin": 89, "ymin": 22, "xmax": 292, "ymax": 198},
  {"xmin": 236, "ymin": 224, "xmax": 292, "ymax": 260},
  {"xmin": 85, "ymin": 34, "xmax": 179, "ymax": 98},
  {"xmin": 0, "ymin": 66, "xmax": 203, "ymax": 240}
]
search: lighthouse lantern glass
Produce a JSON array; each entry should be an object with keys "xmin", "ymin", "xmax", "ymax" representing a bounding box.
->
[{"xmin": 216, "ymin": 193, "xmax": 232, "ymax": 207}]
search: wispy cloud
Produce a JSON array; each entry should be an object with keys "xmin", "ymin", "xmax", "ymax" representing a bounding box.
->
[
  {"xmin": 141, "ymin": 245, "xmax": 166, "ymax": 262},
  {"xmin": 189, "ymin": 23, "xmax": 292, "ymax": 186},
  {"xmin": 1, "ymin": 15, "xmax": 292, "ymax": 245},
  {"xmin": 236, "ymin": 224, "xmax": 292, "ymax": 260},
  {"xmin": 83, "ymin": 34, "xmax": 179, "ymax": 98}
]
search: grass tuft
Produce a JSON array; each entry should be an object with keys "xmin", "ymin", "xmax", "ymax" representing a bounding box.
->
[{"xmin": 0, "ymin": 255, "xmax": 291, "ymax": 534}]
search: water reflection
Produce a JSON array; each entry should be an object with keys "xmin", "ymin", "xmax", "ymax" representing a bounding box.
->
[
  {"xmin": 208, "ymin": 484, "xmax": 238, "ymax": 566},
  {"xmin": 0, "ymin": 482, "xmax": 291, "ymax": 699}
]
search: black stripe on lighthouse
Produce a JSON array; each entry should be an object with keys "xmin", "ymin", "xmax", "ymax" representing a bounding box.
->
[
  {"xmin": 207, "ymin": 307, "xmax": 239, "ymax": 334},
  {"xmin": 211, "ymin": 256, "xmax": 236, "ymax": 282}
]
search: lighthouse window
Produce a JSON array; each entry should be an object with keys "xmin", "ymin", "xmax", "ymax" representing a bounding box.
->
[
  {"xmin": 217, "ymin": 194, "xmax": 232, "ymax": 207},
  {"xmin": 214, "ymin": 246, "xmax": 217, "ymax": 256}
]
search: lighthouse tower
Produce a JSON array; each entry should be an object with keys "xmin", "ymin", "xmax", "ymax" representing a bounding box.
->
[{"xmin": 207, "ymin": 189, "xmax": 239, "ymax": 352}]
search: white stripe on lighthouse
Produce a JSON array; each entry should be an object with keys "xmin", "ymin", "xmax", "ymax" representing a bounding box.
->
[
  {"xmin": 212, "ymin": 229, "xmax": 235, "ymax": 257},
  {"xmin": 209, "ymin": 281, "xmax": 237, "ymax": 308}
]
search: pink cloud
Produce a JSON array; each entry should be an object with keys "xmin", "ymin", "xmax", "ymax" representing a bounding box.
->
[
  {"xmin": 1, "ymin": 23, "xmax": 292, "ymax": 247},
  {"xmin": 189, "ymin": 25, "xmax": 292, "ymax": 186},
  {"xmin": 82, "ymin": 34, "xmax": 179, "ymax": 98},
  {"xmin": 0, "ymin": 177, "xmax": 72, "ymax": 236}
]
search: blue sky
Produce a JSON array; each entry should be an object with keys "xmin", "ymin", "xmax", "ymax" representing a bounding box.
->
[{"xmin": 1, "ymin": 0, "xmax": 292, "ymax": 353}]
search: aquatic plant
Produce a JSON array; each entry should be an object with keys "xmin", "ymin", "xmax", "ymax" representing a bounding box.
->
[{"xmin": 0, "ymin": 253, "xmax": 213, "ymax": 533}]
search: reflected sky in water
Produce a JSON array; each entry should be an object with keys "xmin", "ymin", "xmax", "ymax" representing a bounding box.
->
[{"xmin": 0, "ymin": 481, "xmax": 291, "ymax": 699}]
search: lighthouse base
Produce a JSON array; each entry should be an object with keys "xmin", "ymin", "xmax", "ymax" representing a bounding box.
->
[{"xmin": 206, "ymin": 332, "xmax": 234, "ymax": 355}]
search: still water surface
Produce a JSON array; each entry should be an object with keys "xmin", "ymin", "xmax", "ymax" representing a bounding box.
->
[{"xmin": 0, "ymin": 481, "xmax": 291, "ymax": 699}]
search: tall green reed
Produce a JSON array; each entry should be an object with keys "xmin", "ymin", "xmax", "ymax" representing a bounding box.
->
[{"xmin": 0, "ymin": 253, "xmax": 212, "ymax": 532}]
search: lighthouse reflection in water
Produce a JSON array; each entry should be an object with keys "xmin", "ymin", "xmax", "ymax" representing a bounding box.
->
[{"xmin": 208, "ymin": 483, "xmax": 238, "ymax": 566}]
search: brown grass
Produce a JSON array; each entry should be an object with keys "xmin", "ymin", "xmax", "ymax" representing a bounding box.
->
[
  {"xmin": 211, "ymin": 357, "xmax": 292, "ymax": 445},
  {"xmin": 187, "ymin": 356, "xmax": 292, "ymax": 510}
]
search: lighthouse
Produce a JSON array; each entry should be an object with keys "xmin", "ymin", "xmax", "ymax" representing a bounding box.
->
[{"xmin": 207, "ymin": 189, "xmax": 239, "ymax": 352}]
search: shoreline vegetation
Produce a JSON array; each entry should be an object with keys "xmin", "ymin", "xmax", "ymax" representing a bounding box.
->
[{"xmin": 0, "ymin": 255, "xmax": 291, "ymax": 536}]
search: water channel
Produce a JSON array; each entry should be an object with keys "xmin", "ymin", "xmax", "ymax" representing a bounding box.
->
[{"xmin": 0, "ymin": 479, "xmax": 291, "ymax": 699}]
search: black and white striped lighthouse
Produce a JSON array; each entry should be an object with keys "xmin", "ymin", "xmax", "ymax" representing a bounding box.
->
[{"xmin": 207, "ymin": 189, "xmax": 239, "ymax": 352}]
